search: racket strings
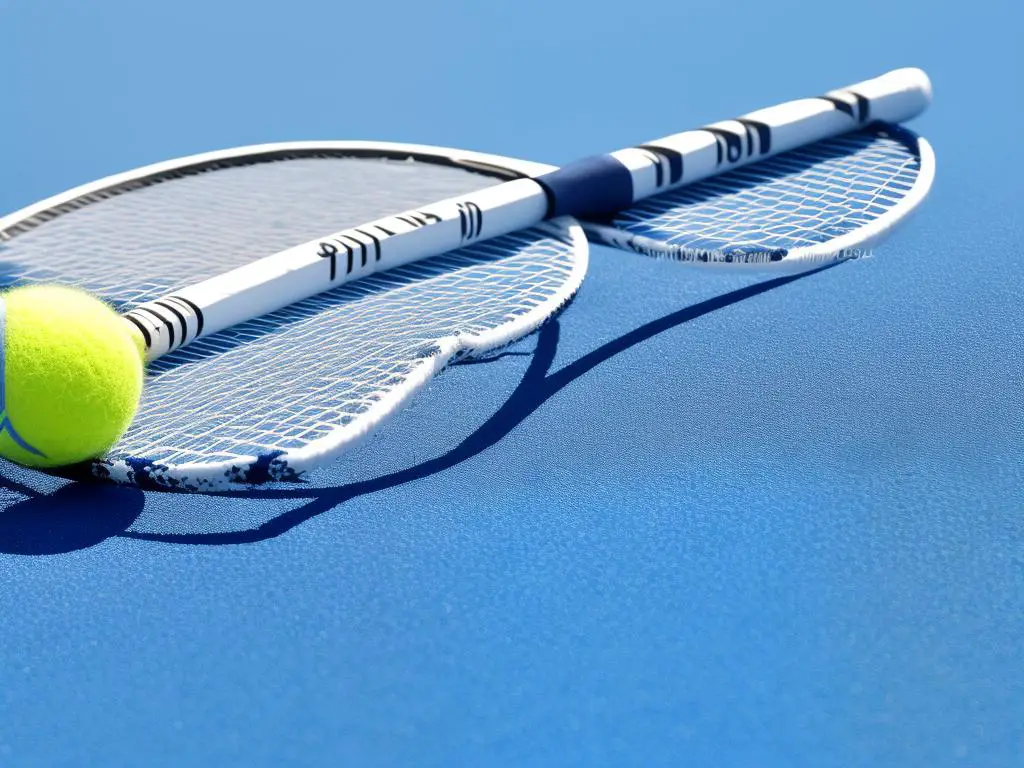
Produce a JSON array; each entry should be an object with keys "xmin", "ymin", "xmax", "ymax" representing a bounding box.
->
[
  {"xmin": 118, "ymin": 228, "xmax": 582, "ymax": 482},
  {"xmin": 614, "ymin": 126, "xmax": 922, "ymax": 259}
]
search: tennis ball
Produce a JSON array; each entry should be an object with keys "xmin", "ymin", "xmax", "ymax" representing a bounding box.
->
[{"xmin": 0, "ymin": 285, "xmax": 145, "ymax": 468}]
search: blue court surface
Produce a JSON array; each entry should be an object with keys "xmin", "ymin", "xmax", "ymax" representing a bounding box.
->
[{"xmin": 1, "ymin": 1, "xmax": 1021, "ymax": 765}]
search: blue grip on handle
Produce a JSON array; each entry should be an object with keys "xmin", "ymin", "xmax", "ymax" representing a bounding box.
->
[{"xmin": 534, "ymin": 154, "xmax": 634, "ymax": 219}]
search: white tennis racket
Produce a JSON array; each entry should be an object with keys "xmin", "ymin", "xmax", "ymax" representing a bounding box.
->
[{"xmin": 0, "ymin": 68, "xmax": 935, "ymax": 489}]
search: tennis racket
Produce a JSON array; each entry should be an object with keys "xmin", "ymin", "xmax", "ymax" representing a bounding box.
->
[{"xmin": 0, "ymin": 68, "xmax": 935, "ymax": 489}]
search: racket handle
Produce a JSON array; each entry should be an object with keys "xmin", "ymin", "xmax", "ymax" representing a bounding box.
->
[{"xmin": 536, "ymin": 68, "xmax": 932, "ymax": 218}]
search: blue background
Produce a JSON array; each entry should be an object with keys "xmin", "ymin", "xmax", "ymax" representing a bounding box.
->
[{"xmin": 1, "ymin": 0, "xmax": 1021, "ymax": 765}]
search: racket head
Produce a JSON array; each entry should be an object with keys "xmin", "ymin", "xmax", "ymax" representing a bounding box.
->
[
  {"xmin": 0, "ymin": 142, "xmax": 587, "ymax": 489},
  {"xmin": 583, "ymin": 123, "xmax": 934, "ymax": 270}
]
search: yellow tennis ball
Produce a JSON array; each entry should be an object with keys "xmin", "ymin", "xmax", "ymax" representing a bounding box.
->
[{"xmin": 0, "ymin": 284, "xmax": 145, "ymax": 468}]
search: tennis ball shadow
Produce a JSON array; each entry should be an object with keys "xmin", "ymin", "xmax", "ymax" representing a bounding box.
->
[{"xmin": 0, "ymin": 482, "xmax": 144, "ymax": 555}]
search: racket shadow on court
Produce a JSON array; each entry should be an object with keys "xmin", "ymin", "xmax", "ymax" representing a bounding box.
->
[{"xmin": 0, "ymin": 262, "xmax": 836, "ymax": 554}]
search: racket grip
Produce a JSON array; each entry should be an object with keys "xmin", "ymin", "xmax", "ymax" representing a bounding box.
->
[{"xmin": 538, "ymin": 68, "xmax": 933, "ymax": 217}]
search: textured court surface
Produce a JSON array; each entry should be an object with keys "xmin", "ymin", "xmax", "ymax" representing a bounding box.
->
[{"xmin": 1, "ymin": 1, "xmax": 1021, "ymax": 766}]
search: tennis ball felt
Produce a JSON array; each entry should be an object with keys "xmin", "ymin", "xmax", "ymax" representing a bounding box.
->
[{"xmin": 0, "ymin": 285, "xmax": 144, "ymax": 468}]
